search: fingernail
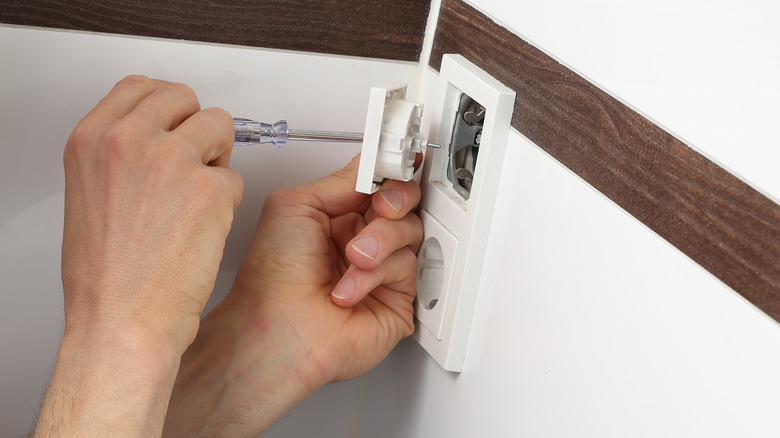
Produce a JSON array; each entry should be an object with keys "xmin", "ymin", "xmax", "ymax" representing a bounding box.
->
[
  {"xmin": 351, "ymin": 237, "xmax": 378, "ymax": 260},
  {"xmin": 332, "ymin": 277, "xmax": 356, "ymax": 300},
  {"xmin": 380, "ymin": 189, "xmax": 404, "ymax": 213}
]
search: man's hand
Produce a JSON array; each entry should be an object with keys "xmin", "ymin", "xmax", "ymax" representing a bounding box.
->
[
  {"xmin": 163, "ymin": 156, "xmax": 422, "ymax": 437},
  {"xmin": 34, "ymin": 76, "xmax": 243, "ymax": 437}
]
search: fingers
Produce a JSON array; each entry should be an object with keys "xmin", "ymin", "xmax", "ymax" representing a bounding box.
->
[
  {"xmin": 330, "ymin": 176, "xmax": 423, "ymax": 308},
  {"xmin": 371, "ymin": 178, "xmax": 421, "ymax": 221},
  {"xmin": 89, "ymin": 76, "xmax": 201, "ymax": 132},
  {"xmin": 91, "ymin": 75, "xmax": 202, "ymax": 135},
  {"xmin": 173, "ymin": 107, "xmax": 235, "ymax": 165},
  {"xmin": 354, "ymin": 178, "xmax": 423, "ymax": 269},
  {"xmin": 279, "ymin": 154, "xmax": 424, "ymax": 222},
  {"xmin": 89, "ymin": 76, "xmax": 242, "ymax": 206},
  {"xmin": 125, "ymin": 80, "xmax": 201, "ymax": 133},
  {"xmin": 97, "ymin": 76, "xmax": 234, "ymax": 167},
  {"xmin": 210, "ymin": 166, "xmax": 245, "ymax": 210},
  {"xmin": 330, "ymin": 213, "xmax": 367, "ymax": 259},
  {"xmin": 88, "ymin": 75, "xmax": 160, "ymax": 121},
  {"xmin": 288, "ymin": 155, "xmax": 371, "ymax": 218},
  {"xmin": 331, "ymin": 248, "xmax": 417, "ymax": 307},
  {"xmin": 346, "ymin": 214, "xmax": 423, "ymax": 270}
]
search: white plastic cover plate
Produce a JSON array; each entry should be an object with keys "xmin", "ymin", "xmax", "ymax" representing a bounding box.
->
[{"xmin": 413, "ymin": 54, "xmax": 515, "ymax": 372}]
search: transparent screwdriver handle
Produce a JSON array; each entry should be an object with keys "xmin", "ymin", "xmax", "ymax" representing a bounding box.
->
[
  {"xmin": 233, "ymin": 118, "xmax": 290, "ymax": 148},
  {"xmin": 234, "ymin": 117, "xmax": 366, "ymax": 147}
]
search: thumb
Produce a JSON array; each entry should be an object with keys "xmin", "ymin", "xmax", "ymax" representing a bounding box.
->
[{"xmin": 289, "ymin": 154, "xmax": 371, "ymax": 218}]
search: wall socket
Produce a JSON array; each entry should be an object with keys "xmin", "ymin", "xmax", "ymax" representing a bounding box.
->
[{"xmin": 413, "ymin": 55, "xmax": 515, "ymax": 372}]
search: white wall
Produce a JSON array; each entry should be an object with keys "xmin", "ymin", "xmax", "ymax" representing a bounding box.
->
[
  {"xmin": 360, "ymin": 130, "xmax": 780, "ymax": 437},
  {"xmin": 0, "ymin": 26, "xmax": 414, "ymax": 436},
  {"xmin": 359, "ymin": 1, "xmax": 780, "ymax": 437},
  {"xmin": 471, "ymin": 0, "xmax": 780, "ymax": 203}
]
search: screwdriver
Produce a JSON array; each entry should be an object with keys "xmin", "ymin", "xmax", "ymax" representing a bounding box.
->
[
  {"xmin": 233, "ymin": 118, "xmax": 360, "ymax": 148},
  {"xmin": 233, "ymin": 118, "xmax": 440, "ymax": 149}
]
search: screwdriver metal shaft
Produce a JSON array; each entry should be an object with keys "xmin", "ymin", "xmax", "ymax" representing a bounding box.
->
[
  {"xmin": 234, "ymin": 118, "xmax": 359, "ymax": 148},
  {"xmin": 286, "ymin": 128, "xmax": 363, "ymax": 143},
  {"xmin": 233, "ymin": 118, "xmax": 439, "ymax": 149}
]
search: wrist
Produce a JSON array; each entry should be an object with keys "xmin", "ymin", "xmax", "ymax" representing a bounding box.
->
[
  {"xmin": 62, "ymin": 280, "xmax": 202, "ymax": 356},
  {"xmin": 222, "ymin": 288, "xmax": 336, "ymax": 392},
  {"xmin": 34, "ymin": 326, "xmax": 181, "ymax": 437},
  {"xmin": 163, "ymin": 291, "xmax": 331, "ymax": 437},
  {"xmin": 60, "ymin": 323, "xmax": 183, "ymax": 376}
]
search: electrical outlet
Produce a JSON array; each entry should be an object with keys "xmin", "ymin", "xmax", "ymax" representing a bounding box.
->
[
  {"xmin": 413, "ymin": 55, "xmax": 515, "ymax": 372},
  {"xmin": 356, "ymin": 83, "xmax": 434, "ymax": 194}
]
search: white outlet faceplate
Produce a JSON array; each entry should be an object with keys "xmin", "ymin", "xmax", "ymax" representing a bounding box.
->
[
  {"xmin": 356, "ymin": 84, "xmax": 428, "ymax": 194},
  {"xmin": 413, "ymin": 55, "xmax": 515, "ymax": 372}
]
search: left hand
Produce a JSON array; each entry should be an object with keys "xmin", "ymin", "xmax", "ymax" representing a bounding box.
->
[{"xmin": 164, "ymin": 155, "xmax": 423, "ymax": 437}]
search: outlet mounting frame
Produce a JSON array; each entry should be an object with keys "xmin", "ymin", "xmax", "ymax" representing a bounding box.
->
[{"xmin": 413, "ymin": 54, "xmax": 515, "ymax": 372}]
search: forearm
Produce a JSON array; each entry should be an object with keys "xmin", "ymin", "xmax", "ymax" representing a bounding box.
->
[{"xmin": 34, "ymin": 326, "xmax": 181, "ymax": 438}]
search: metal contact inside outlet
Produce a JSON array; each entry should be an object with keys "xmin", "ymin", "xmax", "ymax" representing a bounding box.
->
[{"xmin": 447, "ymin": 94, "xmax": 485, "ymax": 200}]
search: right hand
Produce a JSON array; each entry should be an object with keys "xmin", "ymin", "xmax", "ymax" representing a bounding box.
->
[
  {"xmin": 61, "ymin": 75, "xmax": 243, "ymax": 354},
  {"xmin": 34, "ymin": 75, "xmax": 244, "ymax": 438}
]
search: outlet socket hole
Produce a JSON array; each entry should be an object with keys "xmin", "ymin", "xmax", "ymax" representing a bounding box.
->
[{"xmin": 417, "ymin": 237, "xmax": 445, "ymax": 310}]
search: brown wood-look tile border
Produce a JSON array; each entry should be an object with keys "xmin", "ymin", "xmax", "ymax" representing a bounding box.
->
[
  {"xmin": 431, "ymin": 0, "xmax": 780, "ymax": 322},
  {"xmin": 0, "ymin": 0, "xmax": 430, "ymax": 61}
]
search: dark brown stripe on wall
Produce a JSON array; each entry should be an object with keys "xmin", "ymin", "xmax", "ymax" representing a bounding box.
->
[
  {"xmin": 431, "ymin": 0, "xmax": 780, "ymax": 322},
  {"xmin": 0, "ymin": 0, "xmax": 430, "ymax": 61}
]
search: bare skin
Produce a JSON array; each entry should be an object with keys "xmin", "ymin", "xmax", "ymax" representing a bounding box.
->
[
  {"xmin": 33, "ymin": 75, "xmax": 422, "ymax": 438},
  {"xmin": 163, "ymin": 159, "xmax": 422, "ymax": 437}
]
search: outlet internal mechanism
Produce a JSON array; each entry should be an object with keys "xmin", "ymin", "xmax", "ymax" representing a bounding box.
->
[
  {"xmin": 355, "ymin": 83, "xmax": 438, "ymax": 194},
  {"xmin": 448, "ymin": 94, "xmax": 486, "ymax": 200}
]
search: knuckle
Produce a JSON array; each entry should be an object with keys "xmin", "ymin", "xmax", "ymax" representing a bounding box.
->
[
  {"xmin": 330, "ymin": 164, "xmax": 357, "ymax": 185},
  {"xmin": 263, "ymin": 189, "xmax": 289, "ymax": 210},
  {"xmin": 115, "ymin": 75, "xmax": 155, "ymax": 92},
  {"xmin": 169, "ymin": 82, "xmax": 199, "ymax": 105},
  {"xmin": 398, "ymin": 247, "xmax": 419, "ymax": 272},
  {"xmin": 262, "ymin": 188, "xmax": 329, "ymax": 227},
  {"xmin": 263, "ymin": 189, "xmax": 302, "ymax": 217},
  {"xmin": 265, "ymin": 187, "xmax": 309, "ymax": 210},
  {"xmin": 98, "ymin": 121, "xmax": 139, "ymax": 159},
  {"xmin": 402, "ymin": 323, "xmax": 415, "ymax": 338},
  {"xmin": 228, "ymin": 166, "xmax": 245, "ymax": 189},
  {"xmin": 201, "ymin": 107, "xmax": 233, "ymax": 135},
  {"xmin": 63, "ymin": 118, "xmax": 97, "ymax": 162},
  {"xmin": 204, "ymin": 106, "xmax": 232, "ymax": 122},
  {"xmin": 93, "ymin": 122, "xmax": 132, "ymax": 163},
  {"xmin": 408, "ymin": 211, "xmax": 423, "ymax": 230},
  {"xmin": 409, "ymin": 214, "xmax": 424, "ymax": 240},
  {"xmin": 225, "ymin": 168, "xmax": 245, "ymax": 206}
]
